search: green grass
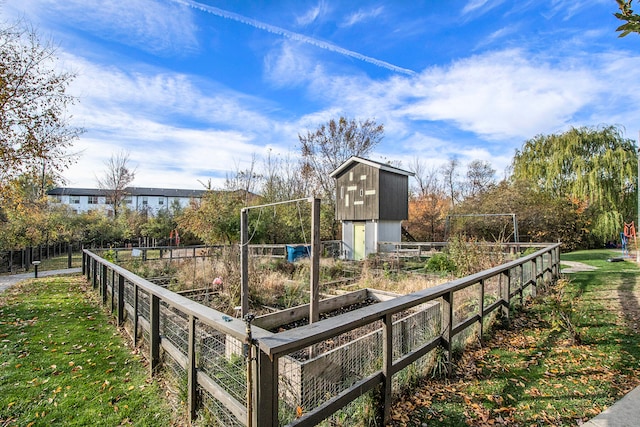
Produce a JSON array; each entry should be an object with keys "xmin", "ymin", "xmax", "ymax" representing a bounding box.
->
[
  {"xmin": 390, "ymin": 249, "xmax": 640, "ymax": 426},
  {"xmin": 0, "ymin": 275, "xmax": 177, "ymax": 426}
]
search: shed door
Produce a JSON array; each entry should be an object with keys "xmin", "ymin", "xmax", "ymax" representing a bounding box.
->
[{"xmin": 353, "ymin": 222, "xmax": 366, "ymax": 261}]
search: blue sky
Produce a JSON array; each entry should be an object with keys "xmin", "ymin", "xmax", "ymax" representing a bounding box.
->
[{"xmin": 3, "ymin": 0, "xmax": 640, "ymax": 190}]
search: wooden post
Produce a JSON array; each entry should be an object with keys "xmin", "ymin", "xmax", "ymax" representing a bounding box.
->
[
  {"xmin": 519, "ymin": 264, "xmax": 524, "ymax": 306},
  {"xmin": 110, "ymin": 270, "xmax": 115, "ymax": 314},
  {"xmin": 502, "ymin": 271, "xmax": 511, "ymax": 323},
  {"xmin": 381, "ymin": 313, "xmax": 393, "ymax": 424},
  {"xmin": 92, "ymin": 258, "xmax": 97, "ymax": 288},
  {"xmin": 133, "ymin": 285, "xmax": 139, "ymax": 346},
  {"xmin": 241, "ymin": 208, "xmax": 249, "ymax": 317},
  {"xmin": 82, "ymin": 251, "xmax": 86, "ymax": 276},
  {"xmin": 67, "ymin": 243, "xmax": 73, "ymax": 269},
  {"xmin": 150, "ymin": 294, "xmax": 160, "ymax": 375},
  {"xmin": 479, "ymin": 279, "xmax": 485, "ymax": 340},
  {"xmin": 443, "ymin": 291, "xmax": 454, "ymax": 377},
  {"xmin": 310, "ymin": 198, "xmax": 320, "ymax": 324},
  {"xmin": 255, "ymin": 351, "xmax": 277, "ymax": 427},
  {"xmin": 187, "ymin": 315, "xmax": 197, "ymax": 422},
  {"xmin": 532, "ymin": 258, "xmax": 538, "ymax": 298},
  {"xmin": 117, "ymin": 274, "xmax": 125, "ymax": 325},
  {"xmin": 101, "ymin": 264, "xmax": 108, "ymax": 303}
]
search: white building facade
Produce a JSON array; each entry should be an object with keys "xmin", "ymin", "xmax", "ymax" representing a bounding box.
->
[{"xmin": 47, "ymin": 187, "xmax": 206, "ymax": 216}]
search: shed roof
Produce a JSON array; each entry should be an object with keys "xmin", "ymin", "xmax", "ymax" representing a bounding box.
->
[{"xmin": 329, "ymin": 156, "xmax": 414, "ymax": 178}]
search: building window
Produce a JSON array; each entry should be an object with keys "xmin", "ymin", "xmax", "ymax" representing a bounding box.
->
[
  {"xmin": 88, "ymin": 196, "xmax": 99, "ymax": 204},
  {"xmin": 142, "ymin": 196, "xmax": 148, "ymax": 206},
  {"xmin": 70, "ymin": 196, "xmax": 80, "ymax": 204},
  {"xmin": 124, "ymin": 197, "xmax": 132, "ymax": 205},
  {"xmin": 158, "ymin": 197, "xmax": 164, "ymax": 205}
]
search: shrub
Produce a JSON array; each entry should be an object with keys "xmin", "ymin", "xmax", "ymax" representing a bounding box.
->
[{"xmin": 425, "ymin": 252, "xmax": 456, "ymax": 274}]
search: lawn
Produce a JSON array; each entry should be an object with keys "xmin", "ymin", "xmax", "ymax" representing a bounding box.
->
[
  {"xmin": 389, "ymin": 249, "xmax": 640, "ymax": 426},
  {"xmin": 0, "ymin": 275, "xmax": 178, "ymax": 426}
]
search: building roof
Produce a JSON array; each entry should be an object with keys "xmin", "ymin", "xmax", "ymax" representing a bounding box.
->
[
  {"xmin": 47, "ymin": 187, "xmax": 207, "ymax": 198},
  {"xmin": 329, "ymin": 156, "xmax": 415, "ymax": 178},
  {"xmin": 47, "ymin": 187, "xmax": 111, "ymax": 196}
]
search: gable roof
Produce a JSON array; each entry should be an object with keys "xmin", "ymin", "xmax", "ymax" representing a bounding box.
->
[{"xmin": 329, "ymin": 156, "xmax": 414, "ymax": 178}]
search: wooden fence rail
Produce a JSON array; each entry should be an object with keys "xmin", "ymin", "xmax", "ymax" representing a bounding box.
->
[{"xmin": 82, "ymin": 242, "xmax": 560, "ymax": 426}]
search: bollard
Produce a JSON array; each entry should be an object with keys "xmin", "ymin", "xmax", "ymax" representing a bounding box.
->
[{"xmin": 32, "ymin": 260, "xmax": 41, "ymax": 278}]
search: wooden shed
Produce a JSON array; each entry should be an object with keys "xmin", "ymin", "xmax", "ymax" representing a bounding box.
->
[{"xmin": 330, "ymin": 156, "xmax": 414, "ymax": 260}]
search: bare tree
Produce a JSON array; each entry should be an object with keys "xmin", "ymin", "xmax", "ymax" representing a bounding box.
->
[
  {"xmin": 96, "ymin": 151, "xmax": 136, "ymax": 217},
  {"xmin": 299, "ymin": 116, "xmax": 384, "ymax": 199},
  {"xmin": 440, "ymin": 157, "xmax": 460, "ymax": 207},
  {"xmin": 408, "ymin": 156, "xmax": 442, "ymax": 197},
  {"xmin": 464, "ymin": 160, "xmax": 496, "ymax": 198},
  {"xmin": 261, "ymin": 149, "xmax": 308, "ymax": 202}
]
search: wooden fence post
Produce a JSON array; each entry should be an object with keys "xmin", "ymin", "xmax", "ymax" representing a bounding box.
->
[
  {"xmin": 381, "ymin": 313, "xmax": 393, "ymax": 424},
  {"xmin": 101, "ymin": 264, "xmax": 108, "ymax": 303},
  {"xmin": 479, "ymin": 279, "xmax": 485, "ymax": 339},
  {"xmin": 117, "ymin": 274, "xmax": 125, "ymax": 325},
  {"xmin": 501, "ymin": 271, "xmax": 511, "ymax": 323},
  {"xmin": 255, "ymin": 351, "xmax": 277, "ymax": 427},
  {"xmin": 532, "ymin": 258, "xmax": 539, "ymax": 298},
  {"xmin": 187, "ymin": 315, "xmax": 197, "ymax": 422},
  {"xmin": 310, "ymin": 198, "xmax": 321, "ymax": 324},
  {"xmin": 133, "ymin": 285, "xmax": 139, "ymax": 346},
  {"xmin": 443, "ymin": 291, "xmax": 454, "ymax": 377},
  {"xmin": 92, "ymin": 258, "xmax": 97, "ymax": 288},
  {"xmin": 150, "ymin": 294, "xmax": 160, "ymax": 375},
  {"xmin": 110, "ymin": 270, "xmax": 115, "ymax": 314}
]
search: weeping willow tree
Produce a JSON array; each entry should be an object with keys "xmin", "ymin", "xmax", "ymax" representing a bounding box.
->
[{"xmin": 511, "ymin": 125, "xmax": 637, "ymax": 243}]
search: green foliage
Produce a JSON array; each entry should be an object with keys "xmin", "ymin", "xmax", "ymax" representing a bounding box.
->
[
  {"xmin": 455, "ymin": 180, "xmax": 594, "ymax": 251},
  {"xmin": 615, "ymin": 0, "xmax": 640, "ymax": 37},
  {"xmin": 177, "ymin": 190, "xmax": 246, "ymax": 245},
  {"xmin": 511, "ymin": 125, "xmax": 637, "ymax": 245},
  {"xmin": 0, "ymin": 22, "xmax": 83, "ymax": 187},
  {"xmin": 424, "ymin": 252, "xmax": 456, "ymax": 274}
]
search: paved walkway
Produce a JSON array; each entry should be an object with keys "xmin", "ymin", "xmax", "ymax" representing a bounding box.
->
[
  {"xmin": 582, "ymin": 386, "xmax": 640, "ymax": 426},
  {"xmin": 0, "ymin": 267, "xmax": 82, "ymax": 293}
]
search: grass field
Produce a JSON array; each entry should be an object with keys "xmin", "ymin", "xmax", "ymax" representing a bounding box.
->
[
  {"xmin": 389, "ymin": 249, "xmax": 640, "ymax": 426},
  {"xmin": 0, "ymin": 275, "xmax": 178, "ymax": 426}
]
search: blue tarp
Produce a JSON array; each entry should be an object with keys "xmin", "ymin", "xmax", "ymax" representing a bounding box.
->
[{"xmin": 286, "ymin": 245, "xmax": 311, "ymax": 262}]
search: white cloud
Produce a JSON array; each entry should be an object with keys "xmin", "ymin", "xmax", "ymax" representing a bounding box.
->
[
  {"xmin": 398, "ymin": 50, "xmax": 601, "ymax": 139},
  {"xmin": 461, "ymin": 0, "xmax": 505, "ymax": 16},
  {"xmin": 341, "ymin": 6, "xmax": 385, "ymax": 27},
  {"xmin": 3, "ymin": 0, "xmax": 199, "ymax": 55},
  {"xmin": 295, "ymin": 1, "xmax": 329, "ymax": 26}
]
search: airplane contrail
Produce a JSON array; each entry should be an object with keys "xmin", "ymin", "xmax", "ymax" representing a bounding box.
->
[{"xmin": 173, "ymin": 0, "xmax": 416, "ymax": 76}]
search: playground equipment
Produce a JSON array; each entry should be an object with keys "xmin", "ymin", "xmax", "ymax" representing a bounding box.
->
[{"xmin": 621, "ymin": 221, "xmax": 637, "ymax": 257}]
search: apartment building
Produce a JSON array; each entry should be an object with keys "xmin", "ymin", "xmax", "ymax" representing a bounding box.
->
[{"xmin": 47, "ymin": 187, "xmax": 206, "ymax": 215}]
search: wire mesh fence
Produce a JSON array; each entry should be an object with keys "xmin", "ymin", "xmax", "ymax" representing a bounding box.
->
[{"xmin": 83, "ymin": 242, "xmax": 561, "ymax": 427}]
